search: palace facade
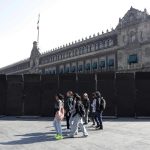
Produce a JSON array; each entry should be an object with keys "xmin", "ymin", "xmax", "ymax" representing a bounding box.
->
[{"xmin": 1, "ymin": 7, "xmax": 150, "ymax": 75}]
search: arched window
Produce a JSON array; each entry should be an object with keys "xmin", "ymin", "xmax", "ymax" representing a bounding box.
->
[
  {"xmin": 91, "ymin": 44, "xmax": 95, "ymax": 51},
  {"xmin": 95, "ymin": 43, "xmax": 99, "ymax": 50},
  {"xmin": 99, "ymin": 41, "xmax": 103, "ymax": 49},
  {"xmin": 79, "ymin": 47, "xmax": 82, "ymax": 55},
  {"xmin": 105, "ymin": 40, "xmax": 109, "ymax": 48},
  {"xmin": 109, "ymin": 39, "xmax": 114, "ymax": 46},
  {"xmin": 87, "ymin": 45, "xmax": 91, "ymax": 52},
  {"xmin": 140, "ymin": 31, "xmax": 143, "ymax": 41},
  {"xmin": 130, "ymin": 31, "xmax": 136, "ymax": 43},
  {"xmin": 82, "ymin": 46, "xmax": 85, "ymax": 54}
]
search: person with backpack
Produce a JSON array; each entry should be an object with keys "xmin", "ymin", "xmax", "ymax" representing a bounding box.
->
[
  {"xmin": 64, "ymin": 91, "xmax": 73, "ymax": 132},
  {"xmin": 95, "ymin": 91, "xmax": 106, "ymax": 130},
  {"xmin": 53, "ymin": 93, "xmax": 64, "ymax": 140},
  {"xmin": 69, "ymin": 94, "xmax": 88, "ymax": 138},
  {"xmin": 82, "ymin": 93, "xmax": 90, "ymax": 124}
]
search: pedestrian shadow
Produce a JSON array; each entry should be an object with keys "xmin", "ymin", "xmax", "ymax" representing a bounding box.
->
[{"xmin": 0, "ymin": 131, "xmax": 57, "ymax": 145}]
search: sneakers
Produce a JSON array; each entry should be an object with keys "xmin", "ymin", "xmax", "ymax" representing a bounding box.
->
[
  {"xmin": 83, "ymin": 122, "xmax": 88, "ymax": 125},
  {"xmin": 95, "ymin": 125, "xmax": 103, "ymax": 130},
  {"xmin": 95, "ymin": 125, "xmax": 100, "ymax": 129},
  {"xmin": 55, "ymin": 134, "xmax": 64, "ymax": 140},
  {"xmin": 99, "ymin": 125, "xmax": 103, "ymax": 130},
  {"xmin": 65, "ymin": 129, "xmax": 70, "ymax": 133},
  {"xmin": 68, "ymin": 134, "xmax": 75, "ymax": 138},
  {"xmin": 83, "ymin": 134, "xmax": 88, "ymax": 137}
]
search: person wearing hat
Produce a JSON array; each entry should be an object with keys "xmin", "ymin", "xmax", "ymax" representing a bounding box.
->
[{"xmin": 82, "ymin": 93, "xmax": 90, "ymax": 124}]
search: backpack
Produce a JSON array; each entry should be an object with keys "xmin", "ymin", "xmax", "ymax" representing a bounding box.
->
[
  {"xmin": 100, "ymin": 97, "xmax": 106, "ymax": 111},
  {"xmin": 78, "ymin": 102, "xmax": 85, "ymax": 117}
]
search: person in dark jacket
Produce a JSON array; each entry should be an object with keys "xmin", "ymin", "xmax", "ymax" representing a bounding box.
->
[
  {"xmin": 82, "ymin": 93, "xmax": 90, "ymax": 124},
  {"xmin": 95, "ymin": 91, "xmax": 103, "ymax": 130},
  {"xmin": 69, "ymin": 94, "xmax": 88, "ymax": 138},
  {"xmin": 64, "ymin": 91, "xmax": 73, "ymax": 131},
  {"xmin": 90, "ymin": 92, "xmax": 96, "ymax": 126}
]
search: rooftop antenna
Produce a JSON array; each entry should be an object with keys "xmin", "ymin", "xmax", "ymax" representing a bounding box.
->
[{"xmin": 37, "ymin": 14, "xmax": 40, "ymax": 47}]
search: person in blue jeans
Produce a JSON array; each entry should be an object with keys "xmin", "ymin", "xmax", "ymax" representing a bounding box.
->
[{"xmin": 53, "ymin": 93, "xmax": 64, "ymax": 140}]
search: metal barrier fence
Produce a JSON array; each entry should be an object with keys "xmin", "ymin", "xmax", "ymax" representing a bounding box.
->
[{"xmin": 0, "ymin": 72, "xmax": 150, "ymax": 117}]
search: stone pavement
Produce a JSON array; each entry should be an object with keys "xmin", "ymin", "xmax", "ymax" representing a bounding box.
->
[{"xmin": 0, "ymin": 117, "xmax": 150, "ymax": 150}]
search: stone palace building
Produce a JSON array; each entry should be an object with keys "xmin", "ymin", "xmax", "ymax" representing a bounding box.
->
[{"xmin": 1, "ymin": 7, "xmax": 150, "ymax": 75}]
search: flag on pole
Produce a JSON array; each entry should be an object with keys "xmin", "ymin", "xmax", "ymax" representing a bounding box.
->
[{"xmin": 37, "ymin": 14, "xmax": 40, "ymax": 30}]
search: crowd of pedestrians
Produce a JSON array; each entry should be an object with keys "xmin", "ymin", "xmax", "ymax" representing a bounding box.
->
[{"xmin": 53, "ymin": 91, "xmax": 106, "ymax": 140}]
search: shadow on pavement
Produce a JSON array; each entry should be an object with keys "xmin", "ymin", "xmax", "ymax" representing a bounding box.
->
[{"xmin": 0, "ymin": 132, "xmax": 57, "ymax": 145}]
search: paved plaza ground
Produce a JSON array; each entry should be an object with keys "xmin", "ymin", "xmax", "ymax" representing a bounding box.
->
[{"xmin": 0, "ymin": 116, "xmax": 150, "ymax": 150}]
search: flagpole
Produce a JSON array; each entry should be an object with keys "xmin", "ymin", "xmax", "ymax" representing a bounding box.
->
[
  {"xmin": 37, "ymin": 26, "xmax": 39, "ymax": 43},
  {"xmin": 37, "ymin": 14, "xmax": 40, "ymax": 46}
]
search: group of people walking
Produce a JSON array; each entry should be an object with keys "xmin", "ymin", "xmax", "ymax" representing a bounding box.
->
[{"xmin": 53, "ymin": 91, "xmax": 106, "ymax": 140}]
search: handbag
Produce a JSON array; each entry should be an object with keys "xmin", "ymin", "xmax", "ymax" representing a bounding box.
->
[{"xmin": 55, "ymin": 107, "xmax": 64, "ymax": 120}]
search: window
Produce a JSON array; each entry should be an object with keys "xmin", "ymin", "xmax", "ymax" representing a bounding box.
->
[
  {"xmin": 69, "ymin": 51, "xmax": 71, "ymax": 57},
  {"xmin": 78, "ymin": 65, "xmax": 83, "ymax": 72},
  {"xmin": 70, "ymin": 51, "xmax": 73, "ymax": 57},
  {"xmin": 123, "ymin": 35, "xmax": 126, "ymax": 43},
  {"xmin": 92, "ymin": 62, "xmax": 98, "ymax": 69},
  {"xmin": 95, "ymin": 43, "xmax": 99, "ymax": 50},
  {"xmin": 99, "ymin": 42, "xmax": 103, "ymax": 49},
  {"xmin": 79, "ymin": 48, "xmax": 82, "ymax": 55},
  {"xmin": 71, "ymin": 66, "xmax": 76, "ymax": 73},
  {"xmin": 87, "ymin": 45, "xmax": 91, "ymax": 52},
  {"xmin": 65, "ymin": 67, "xmax": 70, "ymax": 73},
  {"xmin": 85, "ymin": 63, "xmax": 91, "ymax": 70},
  {"xmin": 76, "ymin": 49, "xmax": 79, "ymax": 55},
  {"xmin": 99, "ymin": 60, "xmax": 105, "ymax": 68},
  {"xmin": 57, "ymin": 55, "xmax": 59, "ymax": 61},
  {"xmin": 130, "ymin": 31, "xmax": 136, "ymax": 43},
  {"xmin": 108, "ymin": 59, "xmax": 114, "ymax": 67},
  {"xmin": 64, "ymin": 53, "xmax": 67, "ymax": 58},
  {"xmin": 128, "ymin": 54, "xmax": 138, "ymax": 64},
  {"xmin": 140, "ymin": 31, "xmax": 143, "ymax": 41},
  {"xmin": 105, "ymin": 40, "xmax": 109, "ymax": 48},
  {"xmin": 59, "ymin": 68, "xmax": 64, "ymax": 74},
  {"xmin": 54, "ymin": 56, "xmax": 56, "ymax": 61},
  {"xmin": 109, "ymin": 39, "xmax": 114, "ymax": 46},
  {"xmin": 91, "ymin": 44, "xmax": 95, "ymax": 51},
  {"xmin": 52, "ymin": 70, "xmax": 56, "ymax": 74},
  {"xmin": 82, "ymin": 46, "xmax": 85, "ymax": 54},
  {"xmin": 52, "ymin": 56, "xmax": 54, "ymax": 62}
]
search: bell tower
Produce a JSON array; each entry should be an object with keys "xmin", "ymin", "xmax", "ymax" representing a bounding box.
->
[{"xmin": 30, "ymin": 41, "xmax": 41, "ymax": 73}]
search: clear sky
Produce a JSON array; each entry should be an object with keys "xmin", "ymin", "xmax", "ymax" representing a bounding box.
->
[{"xmin": 0, "ymin": 0, "xmax": 150, "ymax": 68}]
